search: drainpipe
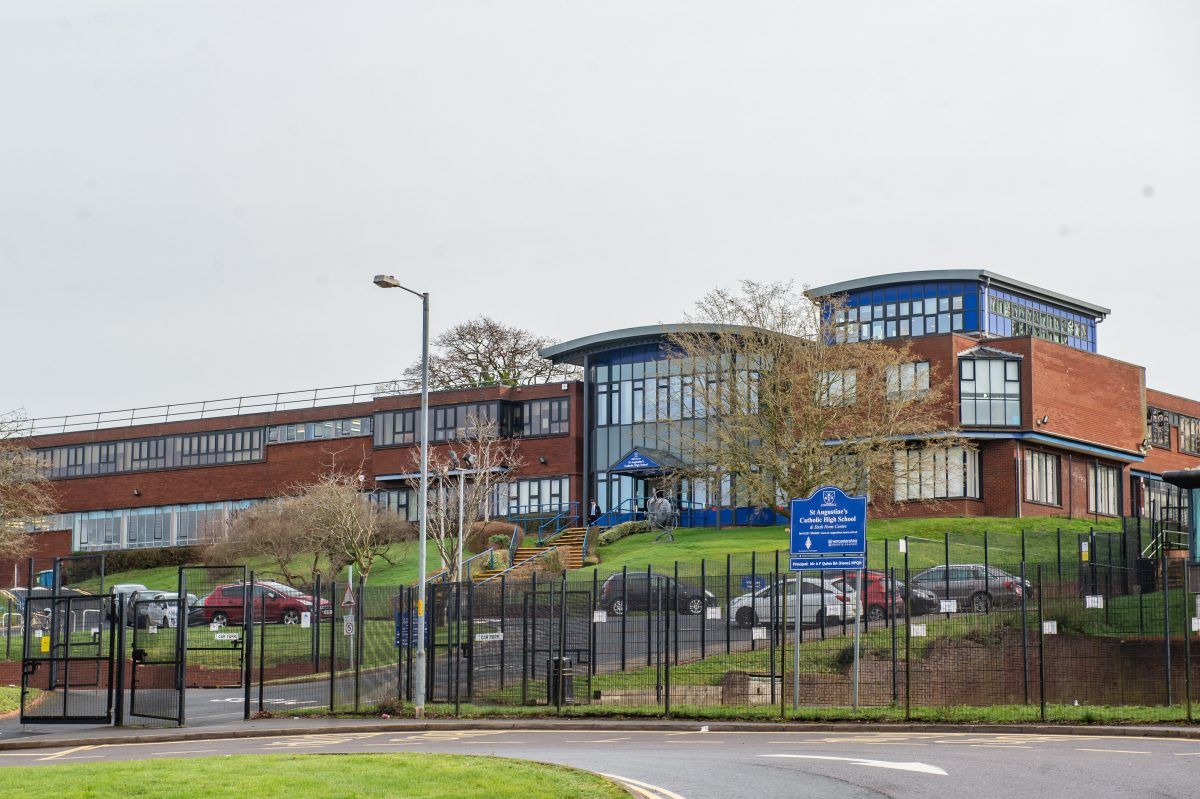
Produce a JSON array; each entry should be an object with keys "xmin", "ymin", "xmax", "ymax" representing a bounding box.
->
[
  {"xmin": 1015, "ymin": 441, "xmax": 1023, "ymax": 519},
  {"xmin": 1067, "ymin": 453, "xmax": 1074, "ymax": 520}
]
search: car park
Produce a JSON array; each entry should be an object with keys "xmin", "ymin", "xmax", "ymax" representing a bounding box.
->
[
  {"xmin": 728, "ymin": 577, "xmax": 859, "ymax": 628},
  {"xmin": 908, "ymin": 564, "xmax": 1029, "ymax": 612},
  {"xmin": 599, "ymin": 572, "xmax": 717, "ymax": 616},
  {"xmin": 830, "ymin": 571, "xmax": 905, "ymax": 622}
]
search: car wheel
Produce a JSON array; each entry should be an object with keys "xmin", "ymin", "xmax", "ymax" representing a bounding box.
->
[
  {"xmin": 735, "ymin": 606, "xmax": 756, "ymax": 628},
  {"xmin": 971, "ymin": 592, "xmax": 992, "ymax": 613},
  {"xmin": 686, "ymin": 597, "xmax": 705, "ymax": 615},
  {"xmin": 211, "ymin": 611, "xmax": 229, "ymax": 627},
  {"xmin": 281, "ymin": 608, "xmax": 301, "ymax": 625},
  {"xmin": 814, "ymin": 609, "xmax": 825, "ymax": 629},
  {"xmin": 866, "ymin": 604, "xmax": 886, "ymax": 623},
  {"xmin": 609, "ymin": 599, "xmax": 626, "ymax": 617}
]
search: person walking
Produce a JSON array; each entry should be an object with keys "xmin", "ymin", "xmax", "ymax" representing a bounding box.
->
[{"xmin": 587, "ymin": 498, "xmax": 602, "ymax": 526}]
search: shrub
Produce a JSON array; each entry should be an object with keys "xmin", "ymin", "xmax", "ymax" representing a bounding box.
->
[
  {"xmin": 467, "ymin": 520, "xmax": 520, "ymax": 553},
  {"xmin": 533, "ymin": 549, "xmax": 565, "ymax": 577},
  {"xmin": 596, "ymin": 520, "xmax": 650, "ymax": 547}
]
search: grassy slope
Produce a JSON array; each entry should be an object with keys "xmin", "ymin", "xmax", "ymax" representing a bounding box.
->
[
  {"xmin": 65, "ymin": 517, "xmax": 1121, "ymax": 592},
  {"xmin": 0, "ymin": 685, "xmax": 20, "ymax": 715},
  {"xmin": 0, "ymin": 754, "xmax": 626, "ymax": 799},
  {"xmin": 591, "ymin": 516, "xmax": 1122, "ymax": 575}
]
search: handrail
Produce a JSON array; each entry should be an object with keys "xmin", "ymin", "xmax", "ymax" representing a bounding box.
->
[
  {"xmin": 458, "ymin": 550, "xmax": 492, "ymax": 582},
  {"xmin": 507, "ymin": 524, "xmax": 522, "ymax": 566},
  {"xmin": 476, "ymin": 546, "xmax": 560, "ymax": 586},
  {"xmin": 1142, "ymin": 528, "xmax": 1189, "ymax": 560},
  {"xmin": 537, "ymin": 502, "xmax": 582, "ymax": 545},
  {"xmin": 18, "ymin": 378, "xmax": 409, "ymax": 437}
]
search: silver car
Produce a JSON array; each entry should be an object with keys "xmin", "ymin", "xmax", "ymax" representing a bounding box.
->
[{"xmin": 729, "ymin": 577, "xmax": 859, "ymax": 628}]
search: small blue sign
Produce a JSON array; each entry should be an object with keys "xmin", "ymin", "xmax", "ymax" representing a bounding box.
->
[
  {"xmin": 790, "ymin": 485, "xmax": 867, "ymax": 572},
  {"xmin": 395, "ymin": 610, "xmax": 428, "ymax": 648},
  {"xmin": 611, "ymin": 449, "xmax": 662, "ymax": 473},
  {"xmin": 740, "ymin": 575, "xmax": 769, "ymax": 592},
  {"xmin": 790, "ymin": 555, "xmax": 865, "ymax": 571}
]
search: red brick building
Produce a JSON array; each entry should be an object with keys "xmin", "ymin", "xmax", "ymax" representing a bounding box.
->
[{"xmin": 13, "ymin": 269, "xmax": 1200, "ymax": 563}]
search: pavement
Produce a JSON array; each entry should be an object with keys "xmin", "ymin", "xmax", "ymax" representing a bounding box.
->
[{"xmin": 2, "ymin": 718, "xmax": 1200, "ymax": 798}]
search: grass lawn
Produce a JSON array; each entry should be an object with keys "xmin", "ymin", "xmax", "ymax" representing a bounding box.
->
[
  {"xmin": 591, "ymin": 516, "xmax": 1122, "ymax": 575},
  {"xmin": 0, "ymin": 754, "xmax": 626, "ymax": 799},
  {"xmin": 0, "ymin": 685, "xmax": 21, "ymax": 714},
  {"xmin": 420, "ymin": 701, "xmax": 1194, "ymax": 724}
]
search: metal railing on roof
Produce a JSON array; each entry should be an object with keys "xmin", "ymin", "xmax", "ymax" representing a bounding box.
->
[{"xmin": 20, "ymin": 379, "xmax": 410, "ymax": 437}]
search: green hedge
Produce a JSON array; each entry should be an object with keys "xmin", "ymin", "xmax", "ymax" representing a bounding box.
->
[
  {"xmin": 596, "ymin": 520, "xmax": 650, "ymax": 547},
  {"xmin": 64, "ymin": 546, "xmax": 197, "ymax": 582}
]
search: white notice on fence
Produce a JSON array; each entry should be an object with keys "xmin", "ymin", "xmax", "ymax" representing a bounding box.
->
[
  {"xmin": 910, "ymin": 624, "xmax": 927, "ymax": 638},
  {"xmin": 33, "ymin": 629, "xmax": 43, "ymax": 638},
  {"xmin": 1043, "ymin": 620, "xmax": 1058, "ymax": 635},
  {"xmin": 706, "ymin": 607, "xmax": 722, "ymax": 620},
  {"xmin": 592, "ymin": 610, "xmax": 608, "ymax": 624},
  {"xmin": 1192, "ymin": 617, "xmax": 1200, "ymax": 633},
  {"xmin": 209, "ymin": 622, "xmax": 220, "ymax": 632},
  {"xmin": 475, "ymin": 632, "xmax": 503, "ymax": 642},
  {"xmin": 300, "ymin": 612, "xmax": 311, "ymax": 629},
  {"xmin": 343, "ymin": 615, "xmax": 354, "ymax": 637},
  {"xmin": 752, "ymin": 626, "xmax": 768, "ymax": 640},
  {"xmin": 215, "ymin": 632, "xmax": 240, "ymax": 641},
  {"xmin": 91, "ymin": 627, "xmax": 99, "ymax": 635},
  {"xmin": 939, "ymin": 600, "xmax": 958, "ymax": 614},
  {"xmin": 1085, "ymin": 595, "xmax": 1104, "ymax": 609},
  {"xmin": 148, "ymin": 626, "xmax": 157, "ymax": 634},
  {"xmin": 898, "ymin": 539, "xmax": 907, "ymax": 553}
]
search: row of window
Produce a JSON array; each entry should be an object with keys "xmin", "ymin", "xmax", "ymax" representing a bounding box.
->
[
  {"xmin": 831, "ymin": 281, "xmax": 979, "ymax": 344},
  {"xmin": 67, "ymin": 500, "xmax": 258, "ymax": 551},
  {"xmin": 368, "ymin": 476, "xmax": 574, "ymax": 522},
  {"xmin": 986, "ymin": 288, "xmax": 1096, "ymax": 351},
  {"xmin": 892, "ymin": 446, "xmax": 981, "ymax": 501},
  {"xmin": 1023, "ymin": 450, "xmax": 1121, "ymax": 515},
  {"xmin": 1147, "ymin": 407, "xmax": 1200, "ymax": 455},
  {"xmin": 373, "ymin": 398, "xmax": 570, "ymax": 446},
  {"xmin": 37, "ymin": 429, "xmax": 265, "ymax": 479},
  {"xmin": 816, "ymin": 362, "xmax": 933, "ymax": 407},
  {"xmin": 960, "ymin": 357, "xmax": 1022, "ymax": 426},
  {"xmin": 595, "ymin": 372, "xmax": 759, "ymax": 427},
  {"xmin": 267, "ymin": 417, "xmax": 372, "ymax": 443}
]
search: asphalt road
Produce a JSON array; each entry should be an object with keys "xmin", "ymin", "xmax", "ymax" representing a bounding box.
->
[{"xmin": 1, "ymin": 727, "xmax": 1198, "ymax": 798}]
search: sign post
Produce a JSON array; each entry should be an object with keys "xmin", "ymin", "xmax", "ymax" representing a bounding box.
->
[{"xmin": 789, "ymin": 486, "xmax": 868, "ymax": 709}]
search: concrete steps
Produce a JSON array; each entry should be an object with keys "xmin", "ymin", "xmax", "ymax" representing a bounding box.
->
[{"xmin": 470, "ymin": 527, "xmax": 591, "ymax": 583}]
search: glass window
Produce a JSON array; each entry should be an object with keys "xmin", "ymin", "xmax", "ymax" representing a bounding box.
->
[
  {"xmin": 892, "ymin": 446, "xmax": 980, "ymax": 501},
  {"xmin": 886, "ymin": 362, "xmax": 930, "ymax": 399},
  {"xmin": 1024, "ymin": 450, "xmax": 1060, "ymax": 506},
  {"xmin": 1148, "ymin": 408, "xmax": 1173, "ymax": 450},
  {"xmin": 1180, "ymin": 416, "xmax": 1200, "ymax": 455},
  {"xmin": 960, "ymin": 357, "xmax": 1021, "ymax": 426},
  {"xmin": 817, "ymin": 370, "xmax": 857, "ymax": 406},
  {"xmin": 1088, "ymin": 463, "xmax": 1120, "ymax": 516}
]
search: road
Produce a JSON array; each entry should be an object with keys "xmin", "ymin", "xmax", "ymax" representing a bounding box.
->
[{"xmin": 1, "ymin": 727, "xmax": 1198, "ymax": 798}]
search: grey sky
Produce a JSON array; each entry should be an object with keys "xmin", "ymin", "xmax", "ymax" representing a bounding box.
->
[{"xmin": 2, "ymin": 1, "xmax": 1198, "ymax": 421}]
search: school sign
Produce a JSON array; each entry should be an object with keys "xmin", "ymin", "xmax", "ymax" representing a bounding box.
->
[{"xmin": 789, "ymin": 486, "xmax": 867, "ymax": 571}]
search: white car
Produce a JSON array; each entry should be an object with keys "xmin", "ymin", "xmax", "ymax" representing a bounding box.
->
[
  {"xmin": 149, "ymin": 592, "xmax": 198, "ymax": 627},
  {"xmin": 729, "ymin": 577, "xmax": 859, "ymax": 628}
]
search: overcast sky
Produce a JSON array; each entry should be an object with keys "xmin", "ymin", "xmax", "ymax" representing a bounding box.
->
[{"xmin": 2, "ymin": 1, "xmax": 1198, "ymax": 421}]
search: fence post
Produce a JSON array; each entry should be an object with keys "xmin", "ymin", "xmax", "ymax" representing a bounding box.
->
[
  {"xmin": 700, "ymin": 559, "xmax": 707, "ymax": 659},
  {"xmin": 466, "ymin": 581, "xmax": 475, "ymax": 704},
  {"xmin": 1020, "ymin": 561, "xmax": 1030, "ymax": 706},
  {"xmin": 1021, "ymin": 528, "xmax": 1027, "ymax": 563},
  {"xmin": 313, "ymin": 574, "xmax": 321, "ymax": 674},
  {"xmin": 751, "ymin": 553, "xmax": 759, "ymax": 649},
  {"xmin": 725, "ymin": 554, "xmax": 732, "ymax": 656},
  {"xmin": 1163, "ymin": 546, "xmax": 1173, "ymax": 707},
  {"xmin": 621, "ymin": 566, "xmax": 628, "ymax": 671},
  {"xmin": 590, "ymin": 569, "xmax": 598, "ymax": 681},
  {"xmin": 674, "ymin": 561, "xmax": 681, "ymax": 666},
  {"xmin": 328, "ymin": 580, "xmax": 336, "ymax": 713},
  {"xmin": 903, "ymin": 559, "xmax": 911, "ymax": 722},
  {"xmin": 1037, "ymin": 565, "xmax": 1046, "ymax": 722},
  {"xmin": 890, "ymin": 566, "xmax": 898, "ymax": 704},
  {"xmin": 355, "ymin": 575, "xmax": 364, "ymax": 714},
  {"xmin": 1183, "ymin": 559, "xmax": 1193, "ymax": 723},
  {"xmin": 983, "ymin": 531, "xmax": 990, "ymax": 614},
  {"xmin": 1056, "ymin": 528, "xmax": 1063, "ymax": 583},
  {"xmin": 646, "ymin": 565, "xmax": 654, "ymax": 669},
  {"xmin": 663, "ymin": 576, "xmax": 671, "ymax": 715},
  {"xmin": 556, "ymin": 577, "xmax": 567, "ymax": 715},
  {"xmin": 500, "ymin": 575, "xmax": 507, "ymax": 691},
  {"xmin": 258, "ymin": 583, "xmax": 266, "ymax": 715},
  {"xmin": 944, "ymin": 534, "xmax": 951, "ymax": 621},
  {"xmin": 244, "ymin": 572, "xmax": 254, "ymax": 720},
  {"xmin": 769, "ymin": 570, "xmax": 776, "ymax": 706},
  {"xmin": 521, "ymin": 582, "xmax": 529, "ymax": 705}
]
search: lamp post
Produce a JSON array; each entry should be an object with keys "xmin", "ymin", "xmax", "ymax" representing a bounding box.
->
[{"xmin": 373, "ymin": 274, "xmax": 430, "ymax": 718}]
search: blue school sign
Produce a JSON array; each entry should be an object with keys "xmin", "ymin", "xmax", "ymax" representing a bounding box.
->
[{"xmin": 789, "ymin": 486, "xmax": 867, "ymax": 571}]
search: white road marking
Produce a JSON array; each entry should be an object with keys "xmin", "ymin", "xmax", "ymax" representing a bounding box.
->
[
  {"xmin": 761, "ymin": 754, "xmax": 948, "ymax": 775},
  {"xmin": 1075, "ymin": 748, "xmax": 1151, "ymax": 755},
  {"xmin": 600, "ymin": 773, "xmax": 688, "ymax": 799},
  {"xmin": 565, "ymin": 738, "xmax": 631, "ymax": 743}
]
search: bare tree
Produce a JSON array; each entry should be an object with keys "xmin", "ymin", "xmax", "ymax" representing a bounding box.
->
[
  {"xmin": 0, "ymin": 412, "xmax": 56, "ymax": 560},
  {"xmin": 417, "ymin": 415, "xmax": 524, "ymax": 577},
  {"xmin": 403, "ymin": 316, "xmax": 580, "ymax": 391},
  {"xmin": 217, "ymin": 466, "xmax": 412, "ymax": 583},
  {"xmin": 664, "ymin": 280, "xmax": 964, "ymax": 513}
]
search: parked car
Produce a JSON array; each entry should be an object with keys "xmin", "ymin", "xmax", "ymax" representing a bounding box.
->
[
  {"xmin": 147, "ymin": 592, "xmax": 199, "ymax": 628},
  {"xmin": 729, "ymin": 577, "xmax": 859, "ymax": 628},
  {"xmin": 199, "ymin": 581, "xmax": 331, "ymax": 626},
  {"xmin": 830, "ymin": 571, "xmax": 905, "ymax": 622},
  {"xmin": 599, "ymin": 573, "xmax": 717, "ymax": 616},
  {"xmin": 908, "ymin": 564, "xmax": 1029, "ymax": 612}
]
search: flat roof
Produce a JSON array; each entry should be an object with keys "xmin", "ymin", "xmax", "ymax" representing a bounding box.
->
[
  {"xmin": 806, "ymin": 269, "xmax": 1111, "ymax": 319},
  {"xmin": 539, "ymin": 323, "xmax": 746, "ymax": 366}
]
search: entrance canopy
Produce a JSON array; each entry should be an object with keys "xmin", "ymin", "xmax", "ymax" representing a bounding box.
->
[{"xmin": 609, "ymin": 448, "xmax": 687, "ymax": 478}]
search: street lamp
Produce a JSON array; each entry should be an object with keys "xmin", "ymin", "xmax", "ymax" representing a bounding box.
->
[{"xmin": 373, "ymin": 273, "xmax": 430, "ymax": 718}]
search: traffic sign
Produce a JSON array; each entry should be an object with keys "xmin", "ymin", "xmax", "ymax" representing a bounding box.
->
[
  {"xmin": 343, "ymin": 614, "xmax": 355, "ymax": 636},
  {"xmin": 342, "ymin": 585, "xmax": 356, "ymax": 608},
  {"xmin": 790, "ymin": 486, "xmax": 867, "ymax": 572}
]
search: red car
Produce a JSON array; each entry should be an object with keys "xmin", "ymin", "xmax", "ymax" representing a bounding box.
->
[
  {"xmin": 199, "ymin": 581, "xmax": 332, "ymax": 626},
  {"xmin": 831, "ymin": 571, "xmax": 904, "ymax": 622}
]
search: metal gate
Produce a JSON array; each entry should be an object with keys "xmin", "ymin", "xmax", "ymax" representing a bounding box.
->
[
  {"xmin": 20, "ymin": 593, "xmax": 117, "ymax": 724},
  {"xmin": 127, "ymin": 593, "xmax": 186, "ymax": 724},
  {"xmin": 179, "ymin": 566, "xmax": 250, "ymax": 689}
]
